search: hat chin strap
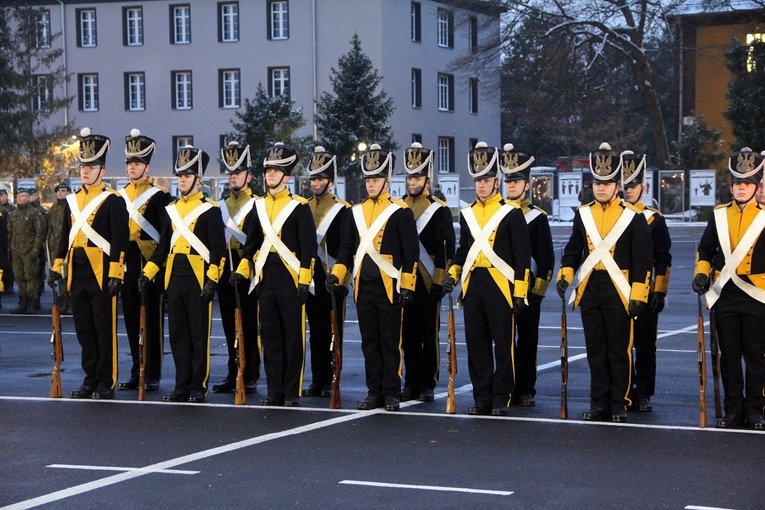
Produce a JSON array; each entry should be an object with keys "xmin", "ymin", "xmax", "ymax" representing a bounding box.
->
[
  {"xmin": 180, "ymin": 175, "xmax": 199, "ymax": 197},
  {"xmin": 267, "ymin": 173, "xmax": 287, "ymax": 191},
  {"xmin": 313, "ymin": 181, "xmax": 330, "ymax": 198}
]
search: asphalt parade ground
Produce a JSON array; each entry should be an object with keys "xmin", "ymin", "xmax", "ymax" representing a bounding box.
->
[{"xmin": 1, "ymin": 223, "xmax": 763, "ymax": 509}]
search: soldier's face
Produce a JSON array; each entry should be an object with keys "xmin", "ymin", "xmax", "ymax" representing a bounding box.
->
[
  {"xmin": 406, "ymin": 176, "xmax": 427, "ymax": 196},
  {"xmin": 80, "ymin": 164, "xmax": 105, "ymax": 186},
  {"xmin": 593, "ymin": 181, "xmax": 618, "ymax": 203},
  {"xmin": 365, "ymin": 177, "xmax": 387, "ymax": 199},
  {"xmin": 228, "ymin": 171, "xmax": 250, "ymax": 192},
  {"xmin": 731, "ymin": 181, "xmax": 758, "ymax": 204},
  {"xmin": 0, "ymin": 194, "xmax": 6, "ymax": 203},
  {"xmin": 623, "ymin": 184, "xmax": 644, "ymax": 204},
  {"xmin": 126, "ymin": 162, "xmax": 149, "ymax": 181},
  {"xmin": 310, "ymin": 178, "xmax": 330, "ymax": 196},
  {"xmin": 475, "ymin": 177, "xmax": 498, "ymax": 201},
  {"xmin": 56, "ymin": 189, "xmax": 68, "ymax": 199},
  {"xmin": 15, "ymin": 193, "xmax": 29, "ymax": 205},
  {"xmin": 264, "ymin": 168, "xmax": 287, "ymax": 190},
  {"xmin": 177, "ymin": 174, "xmax": 198, "ymax": 195},
  {"xmin": 504, "ymin": 179, "xmax": 528, "ymax": 201}
]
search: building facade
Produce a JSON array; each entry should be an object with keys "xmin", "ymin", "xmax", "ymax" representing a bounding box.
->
[{"xmin": 28, "ymin": 0, "xmax": 500, "ymax": 202}]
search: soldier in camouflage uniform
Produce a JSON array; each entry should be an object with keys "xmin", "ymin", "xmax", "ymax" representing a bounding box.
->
[
  {"xmin": 47, "ymin": 183, "xmax": 71, "ymax": 313},
  {"xmin": 8, "ymin": 188, "xmax": 47, "ymax": 314},
  {"xmin": 0, "ymin": 188, "xmax": 15, "ymax": 295},
  {"xmin": 0, "ymin": 210, "xmax": 7, "ymax": 309},
  {"xmin": 30, "ymin": 188, "xmax": 49, "ymax": 309}
]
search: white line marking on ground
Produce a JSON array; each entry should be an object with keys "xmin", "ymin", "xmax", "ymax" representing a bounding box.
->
[
  {"xmin": 537, "ymin": 353, "xmax": 587, "ymax": 371},
  {"xmin": 657, "ymin": 322, "xmax": 707, "ymax": 339},
  {"xmin": 338, "ymin": 480, "xmax": 513, "ymax": 496},
  {"xmin": 685, "ymin": 505, "xmax": 738, "ymax": 510},
  {"xmin": 47, "ymin": 464, "xmax": 198, "ymax": 475}
]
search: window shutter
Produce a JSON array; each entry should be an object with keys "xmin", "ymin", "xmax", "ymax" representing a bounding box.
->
[
  {"xmin": 77, "ymin": 75, "xmax": 84, "ymax": 110},
  {"xmin": 266, "ymin": 1, "xmax": 272, "ymax": 40},
  {"xmin": 448, "ymin": 75, "xmax": 454, "ymax": 111},
  {"xmin": 123, "ymin": 73, "xmax": 129, "ymax": 110},
  {"xmin": 76, "ymin": 10, "xmax": 82, "ymax": 47},
  {"xmin": 448, "ymin": 14, "xmax": 454, "ymax": 48}
]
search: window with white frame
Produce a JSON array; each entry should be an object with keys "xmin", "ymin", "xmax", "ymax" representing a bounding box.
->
[
  {"xmin": 172, "ymin": 71, "xmax": 192, "ymax": 109},
  {"xmin": 269, "ymin": 1, "xmax": 289, "ymax": 40},
  {"xmin": 33, "ymin": 75, "xmax": 53, "ymax": 111},
  {"xmin": 124, "ymin": 7, "xmax": 143, "ymax": 46},
  {"xmin": 411, "ymin": 2, "xmax": 421, "ymax": 42},
  {"xmin": 437, "ymin": 8, "xmax": 453, "ymax": 48},
  {"xmin": 220, "ymin": 69, "xmax": 240, "ymax": 108},
  {"xmin": 79, "ymin": 74, "xmax": 98, "ymax": 111},
  {"xmin": 438, "ymin": 73, "xmax": 454, "ymax": 111},
  {"xmin": 746, "ymin": 33, "xmax": 764, "ymax": 71},
  {"xmin": 125, "ymin": 72, "xmax": 146, "ymax": 111},
  {"xmin": 36, "ymin": 9, "xmax": 51, "ymax": 48},
  {"xmin": 219, "ymin": 3, "xmax": 239, "ymax": 42},
  {"xmin": 411, "ymin": 68, "xmax": 422, "ymax": 108},
  {"xmin": 172, "ymin": 5, "xmax": 191, "ymax": 44},
  {"xmin": 269, "ymin": 67, "xmax": 290, "ymax": 98},
  {"xmin": 438, "ymin": 137, "xmax": 454, "ymax": 173},
  {"xmin": 78, "ymin": 9, "xmax": 97, "ymax": 47},
  {"xmin": 469, "ymin": 78, "xmax": 478, "ymax": 114}
]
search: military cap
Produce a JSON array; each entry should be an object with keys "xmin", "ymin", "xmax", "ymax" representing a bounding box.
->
[
  {"xmin": 500, "ymin": 143, "xmax": 535, "ymax": 182},
  {"xmin": 403, "ymin": 143, "xmax": 434, "ymax": 180},
  {"xmin": 620, "ymin": 151, "xmax": 647, "ymax": 189},
  {"xmin": 589, "ymin": 142, "xmax": 622, "ymax": 183},
  {"xmin": 220, "ymin": 141, "xmax": 252, "ymax": 174},
  {"xmin": 361, "ymin": 144, "xmax": 395, "ymax": 180},
  {"xmin": 125, "ymin": 128, "xmax": 156, "ymax": 165},
  {"xmin": 263, "ymin": 142, "xmax": 298, "ymax": 175},
  {"xmin": 468, "ymin": 142, "xmax": 500, "ymax": 180},
  {"xmin": 308, "ymin": 146, "xmax": 337, "ymax": 182},
  {"xmin": 78, "ymin": 127, "xmax": 110, "ymax": 166},
  {"xmin": 55, "ymin": 182, "xmax": 71, "ymax": 192},
  {"xmin": 0, "ymin": 189, "xmax": 7, "ymax": 195},
  {"xmin": 174, "ymin": 146, "xmax": 210, "ymax": 177},
  {"xmin": 728, "ymin": 147, "xmax": 764, "ymax": 185}
]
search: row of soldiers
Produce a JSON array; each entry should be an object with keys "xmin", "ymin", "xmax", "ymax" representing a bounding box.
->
[{"xmin": 35, "ymin": 126, "xmax": 765, "ymax": 430}]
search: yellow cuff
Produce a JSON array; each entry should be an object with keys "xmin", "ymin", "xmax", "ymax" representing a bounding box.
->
[
  {"xmin": 143, "ymin": 261, "xmax": 160, "ymax": 281},
  {"xmin": 532, "ymin": 276, "xmax": 550, "ymax": 297},
  {"xmin": 630, "ymin": 281, "xmax": 650, "ymax": 303},
  {"xmin": 108, "ymin": 261, "xmax": 125, "ymax": 280},
  {"xmin": 447, "ymin": 264, "xmax": 463, "ymax": 282},
  {"xmin": 52, "ymin": 258, "xmax": 64, "ymax": 274},
  {"xmin": 206, "ymin": 261, "xmax": 223, "ymax": 283},
  {"xmin": 695, "ymin": 258, "xmax": 711, "ymax": 277},
  {"xmin": 332, "ymin": 263, "xmax": 348, "ymax": 283},
  {"xmin": 299, "ymin": 266, "xmax": 313, "ymax": 286},
  {"xmin": 401, "ymin": 270, "xmax": 417, "ymax": 292},
  {"xmin": 655, "ymin": 271, "xmax": 669, "ymax": 295},
  {"xmin": 0, "ymin": 270, "xmax": 3, "ymax": 292},
  {"xmin": 513, "ymin": 279, "xmax": 528, "ymax": 299},
  {"xmin": 433, "ymin": 267, "xmax": 447, "ymax": 286},
  {"xmin": 235, "ymin": 258, "xmax": 252, "ymax": 280},
  {"xmin": 557, "ymin": 267, "xmax": 575, "ymax": 285}
]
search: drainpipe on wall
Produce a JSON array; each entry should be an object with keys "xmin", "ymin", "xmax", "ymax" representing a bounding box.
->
[
  {"xmin": 312, "ymin": 0, "xmax": 317, "ymax": 141},
  {"xmin": 57, "ymin": 0, "xmax": 68, "ymax": 128}
]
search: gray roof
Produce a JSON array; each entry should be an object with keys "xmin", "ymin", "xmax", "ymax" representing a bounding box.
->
[{"xmin": 668, "ymin": 0, "xmax": 764, "ymax": 16}]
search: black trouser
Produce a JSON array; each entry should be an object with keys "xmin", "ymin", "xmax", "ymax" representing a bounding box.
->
[
  {"xmin": 70, "ymin": 248, "xmax": 117, "ymax": 390},
  {"xmin": 258, "ymin": 255, "xmax": 305, "ymax": 400},
  {"xmin": 401, "ymin": 279, "xmax": 440, "ymax": 392},
  {"xmin": 580, "ymin": 271, "xmax": 632, "ymax": 411},
  {"xmin": 632, "ymin": 300, "xmax": 659, "ymax": 398},
  {"xmin": 305, "ymin": 269, "xmax": 344, "ymax": 389},
  {"xmin": 515, "ymin": 294, "xmax": 542, "ymax": 397},
  {"xmin": 356, "ymin": 278, "xmax": 403, "ymax": 398},
  {"xmin": 121, "ymin": 244, "xmax": 163, "ymax": 382},
  {"xmin": 217, "ymin": 262, "xmax": 260, "ymax": 384},
  {"xmin": 166, "ymin": 264, "xmax": 211, "ymax": 394},
  {"xmin": 714, "ymin": 282, "xmax": 765, "ymax": 418},
  {"xmin": 462, "ymin": 268, "xmax": 514, "ymax": 409}
]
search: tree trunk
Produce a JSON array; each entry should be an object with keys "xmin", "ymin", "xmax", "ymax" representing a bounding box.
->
[{"xmin": 633, "ymin": 52, "xmax": 670, "ymax": 168}]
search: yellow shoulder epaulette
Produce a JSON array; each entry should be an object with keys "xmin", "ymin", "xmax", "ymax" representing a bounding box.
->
[
  {"xmin": 624, "ymin": 201, "xmax": 642, "ymax": 213},
  {"xmin": 715, "ymin": 202, "xmax": 730, "ymax": 210},
  {"xmin": 532, "ymin": 205, "xmax": 548, "ymax": 216},
  {"xmin": 336, "ymin": 197, "xmax": 351, "ymax": 208},
  {"xmin": 576, "ymin": 200, "xmax": 595, "ymax": 209},
  {"xmin": 293, "ymin": 194, "xmax": 309, "ymax": 205},
  {"xmin": 391, "ymin": 198, "xmax": 409, "ymax": 208},
  {"xmin": 646, "ymin": 205, "xmax": 663, "ymax": 216},
  {"xmin": 432, "ymin": 196, "xmax": 448, "ymax": 207}
]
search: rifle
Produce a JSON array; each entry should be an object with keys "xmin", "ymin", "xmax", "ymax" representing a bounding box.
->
[
  {"xmin": 138, "ymin": 278, "xmax": 148, "ymax": 401},
  {"xmin": 230, "ymin": 245, "xmax": 246, "ymax": 405},
  {"xmin": 709, "ymin": 307, "xmax": 722, "ymax": 418},
  {"xmin": 329, "ymin": 291, "xmax": 343, "ymax": 409},
  {"xmin": 445, "ymin": 288, "xmax": 457, "ymax": 414},
  {"xmin": 697, "ymin": 293, "xmax": 707, "ymax": 428},
  {"xmin": 49, "ymin": 280, "xmax": 64, "ymax": 398},
  {"xmin": 560, "ymin": 294, "xmax": 568, "ymax": 419}
]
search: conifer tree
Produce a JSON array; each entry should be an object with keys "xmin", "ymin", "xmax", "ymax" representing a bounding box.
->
[{"xmin": 724, "ymin": 39, "xmax": 765, "ymax": 151}]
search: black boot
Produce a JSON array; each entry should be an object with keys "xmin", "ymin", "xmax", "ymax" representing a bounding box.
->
[
  {"xmin": 10, "ymin": 296, "xmax": 28, "ymax": 314},
  {"xmin": 25, "ymin": 297, "xmax": 39, "ymax": 314}
]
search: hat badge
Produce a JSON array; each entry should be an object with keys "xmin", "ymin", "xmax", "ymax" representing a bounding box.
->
[
  {"xmin": 595, "ymin": 154, "xmax": 612, "ymax": 174},
  {"xmin": 178, "ymin": 149, "xmax": 191, "ymax": 167},
  {"xmin": 366, "ymin": 151, "xmax": 380, "ymax": 170},
  {"xmin": 81, "ymin": 140, "xmax": 96, "ymax": 159},
  {"xmin": 127, "ymin": 139, "xmax": 141, "ymax": 153},
  {"xmin": 224, "ymin": 149, "xmax": 239, "ymax": 167},
  {"xmin": 269, "ymin": 147, "xmax": 283, "ymax": 161},
  {"xmin": 503, "ymin": 152, "xmax": 518, "ymax": 169},
  {"xmin": 623, "ymin": 159, "xmax": 636, "ymax": 178},
  {"xmin": 311, "ymin": 152, "xmax": 328, "ymax": 170},
  {"xmin": 473, "ymin": 151, "xmax": 488, "ymax": 171},
  {"xmin": 407, "ymin": 151, "xmax": 422, "ymax": 169},
  {"xmin": 737, "ymin": 152, "xmax": 755, "ymax": 173}
]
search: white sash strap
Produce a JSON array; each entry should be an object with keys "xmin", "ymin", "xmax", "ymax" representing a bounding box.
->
[
  {"xmin": 415, "ymin": 202, "xmax": 441, "ymax": 279},
  {"xmin": 706, "ymin": 207, "xmax": 765, "ymax": 307},
  {"xmin": 643, "ymin": 210, "xmax": 656, "ymax": 222},
  {"xmin": 250, "ymin": 198, "xmax": 301, "ymax": 292},
  {"xmin": 460, "ymin": 205, "xmax": 515, "ymax": 288},
  {"xmin": 352, "ymin": 204, "xmax": 402, "ymax": 290},
  {"xmin": 119, "ymin": 186, "xmax": 161, "ymax": 242},
  {"xmin": 316, "ymin": 202, "xmax": 345, "ymax": 271},
  {"xmin": 219, "ymin": 197, "xmax": 255, "ymax": 245},
  {"xmin": 166, "ymin": 202, "xmax": 214, "ymax": 263},
  {"xmin": 524, "ymin": 208, "xmax": 543, "ymax": 277},
  {"xmin": 572, "ymin": 206, "xmax": 635, "ymax": 305},
  {"xmin": 67, "ymin": 192, "xmax": 112, "ymax": 255}
]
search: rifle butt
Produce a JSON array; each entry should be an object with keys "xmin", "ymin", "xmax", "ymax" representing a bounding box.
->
[
  {"xmin": 50, "ymin": 369, "xmax": 62, "ymax": 398},
  {"xmin": 560, "ymin": 302, "xmax": 568, "ymax": 419},
  {"xmin": 50, "ymin": 303, "xmax": 64, "ymax": 399},
  {"xmin": 697, "ymin": 312, "xmax": 707, "ymax": 428},
  {"xmin": 329, "ymin": 308, "xmax": 342, "ymax": 409},
  {"xmin": 446, "ymin": 307, "xmax": 457, "ymax": 414}
]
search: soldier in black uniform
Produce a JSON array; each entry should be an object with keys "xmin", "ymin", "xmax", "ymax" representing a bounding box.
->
[
  {"xmin": 141, "ymin": 146, "xmax": 226, "ymax": 403},
  {"xmin": 303, "ymin": 147, "xmax": 350, "ymax": 398},
  {"xmin": 49, "ymin": 127, "xmax": 130, "ymax": 400},
  {"xmin": 443, "ymin": 142, "xmax": 530, "ymax": 416},
  {"xmin": 117, "ymin": 129, "xmax": 172, "ymax": 393},
  {"xmin": 400, "ymin": 143, "xmax": 455, "ymax": 403},
  {"xmin": 211, "ymin": 141, "xmax": 260, "ymax": 396},
  {"xmin": 621, "ymin": 151, "xmax": 672, "ymax": 412},
  {"xmin": 693, "ymin": 148, "xmax": 765, "ymax": 430},
  {"xmin": 500, "ymin": 143, "xmax": 554, "ymax": 407},
  {"xmin": 326, "ymin": 144, "xmax": 419, "ymax": 412},
  {"xmin": 232, "ymin": 143, "xmax": 317, "ymax": 407},
  {"xmin": 556, "ymin": 142, "xmax": 652, "ymax": 423}
]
